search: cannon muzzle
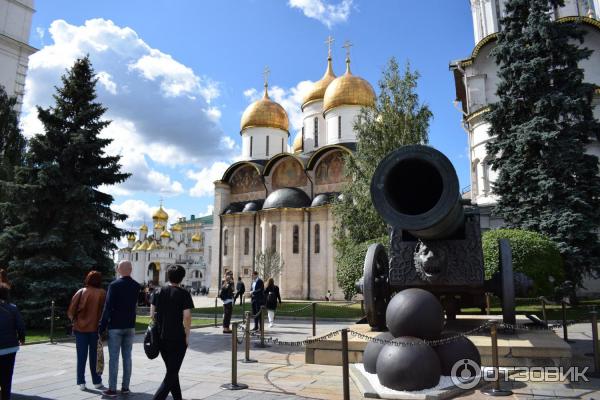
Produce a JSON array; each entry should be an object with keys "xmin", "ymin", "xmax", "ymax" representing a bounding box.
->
[{"xmin": 371, "ymin": 145, "xmax": 464, "ymax": 240}]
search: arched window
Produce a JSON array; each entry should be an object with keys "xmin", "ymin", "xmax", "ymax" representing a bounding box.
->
[
  {"xmin": 250, "ymin": 136, "xmax": 253, "ymax": 157},
  {"xmin": 244, "ymin": 228, "xmax": 250, "ymax": 255},
  {"xmin": 313, "ymin": 117, "xmax": 319, "ymax": 147},
  {"xmin": 281, "ymin": 137, "xmax": 284, "ymax": 153},
  {"xmin": 271, "ymin": 225, "xmax": 277, "ymax": 250},
  {"xmin": 258, "ymin": 227, "xmax": 262, "ymax": 249},
  {"xmin": 338, "ymin": 115, "xmax": 342, "ymax": 139},
  {"xmin": 223, "ymin": 229, "xmax": 229, "ymax": 256},
  {"xmin": 472, "ymin": 158, "xmax": 480, "ymax": 197},
  {"xmin": 293, "ymin": 225, "xmax": 299, "ymax": 254},
  {"xmin": 135, "ymin": 253, "xmax": 138, "ymax": 261},
  {"xmin": 266, "ymin": 135, "xmax": 270, "ymax": 156},
  {"xmin": 314, "ymin": 224, "xmax": 320, "ymax": 254},
  {"xmin": 482, "ymin": 158, "xmax": 492, "ymax": 195}
]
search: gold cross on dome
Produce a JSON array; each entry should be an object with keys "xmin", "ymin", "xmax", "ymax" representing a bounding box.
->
[
  {"xmin": 325, "ymin": 35, "xmax": 334, "ymax": 57},
  {"xmin": 263, "ymin": 66, "xmax": 270, "ymax": 87},
  {"xmin": 342, "ymin": 40, "xmax": 353, "ymax": 59}
]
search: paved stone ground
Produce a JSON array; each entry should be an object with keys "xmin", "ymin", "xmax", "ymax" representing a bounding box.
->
[{"xmin": 9, "ymin": 320, "xmax": 600, "ymax": 399}]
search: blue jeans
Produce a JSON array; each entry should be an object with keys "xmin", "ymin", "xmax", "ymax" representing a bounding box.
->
[
  {"xmin": 107, "ymin": 328, "xmax": 135, "ymax": 391},
  {"xmin": 74, "ymin": 331, "xmax": 102, "ymax": 385}
]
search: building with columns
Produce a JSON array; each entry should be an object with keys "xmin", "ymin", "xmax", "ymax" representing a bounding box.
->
[
  {"xmin": 0, "ymin": 0, "xmax": 36, "ymax": 112},
  {"xmin": 450, "ymin": 0, "xmax": 600, "ymax": 229},
  {"xmin": 211, "ymin": 45, "xmax": 375, "ymax": 300}
]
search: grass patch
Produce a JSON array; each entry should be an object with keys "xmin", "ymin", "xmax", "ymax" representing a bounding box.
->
[{"xmin": 193, "ymin": 301, "xmax": 364, "ymax": 319}]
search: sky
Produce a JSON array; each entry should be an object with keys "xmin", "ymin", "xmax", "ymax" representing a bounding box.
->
[{"xmin": 22, "ymin": 0, "xmax": 477, "ymax": 236}]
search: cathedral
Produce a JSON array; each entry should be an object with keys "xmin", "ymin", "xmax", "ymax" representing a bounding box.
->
[
  {"xmin": 117, "ymin": 205, "xmax": 213, "ymax": 289},
  {"xmin": 450, "ymin": 0, "xmax": 600, "ymax": 229},
  {"xmin": 210, "ymin": 43, "xmax": 375, "ymax": 300}
]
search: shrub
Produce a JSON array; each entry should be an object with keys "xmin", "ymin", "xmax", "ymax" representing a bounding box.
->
[{"xmin": 482, "ymin": 229, "xmax": 564, "ymax": 296}]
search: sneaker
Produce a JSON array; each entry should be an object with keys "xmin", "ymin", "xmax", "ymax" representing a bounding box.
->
[
  {"xmin": 94, "ymin": 383, "xmax": 105, "ymax": 390},
  {"xmin": 120, "ymin": 388, "xmax": 131, "ymax": 395},
  {"xmin": 269, "ymin": 323, "xmax": 273, "ymax": 328},
  {"xmin": 102, "ymin": 389, "xmax": 118, "ymax": 398},
  {"xmin": 251, "ymin": 327, "xmax": 259, "ymax": 331},
  {"xmin": 79, "ymin": 384, "xmax": 87, "ymax": 391},
  {"xmin": 222, "ymin": 329, "xmax": 232, "ymax": 334}
]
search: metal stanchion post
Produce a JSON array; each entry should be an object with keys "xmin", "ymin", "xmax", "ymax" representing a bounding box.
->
[
  {"xmin": 221, "ymin": 322, "xmax": 248, "ymax": 390},
  {"xmin": 360, "ymin": 299, "xmax": 365, "ymax": 315},
  {"xmin": 562, "ymin": 301, "xmax": 573, "ymax": 343},
  {"xmin": 341, "ymin": 328, "xmax": 350, "ymax": 400},
  {"xmin": 482, "ymin": 321, "xmax": 512, "ymax": 396},
  {"xmin": 50, "ymin": 300, "xmax": 55, "ymax": 345},
  {"xmin": 241, "ymin": 311, "xmax": 257, "ymax": 363},
  {"xmin": 591, "ymin": 311, "xmax": 600, "ymax": 376},
  {"xmin": 214, "ymin": 297, "xmax": 218, "ymax": 328},
  {"xmin": 242, "ymin": 295, "xmax": 245, "ymax": 315},
  {"xmin": 312, "ymin": 302, "xmax": 317, "ymax": 337},
  {"xmin": 255, "ymin": 305, "xmax": 269, "ymax": 348},
  {"xmin": 485, "ymin": 293, "xmax": 491, "ymax": 316},
  {"xmin": 540, "ymin": 297, "xmax": 548, "ymax": 326}
]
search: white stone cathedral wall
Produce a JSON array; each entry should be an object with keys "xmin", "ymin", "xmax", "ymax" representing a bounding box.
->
[
  {"xmin": 325, "ymin": 105, "xmax": 361, "ymax": 145},
  {"xmin": 302, "ymin": 101, "xmax": 326, "ymax": 152},
  {"xmin": 241, "ymin": 127, "xmax": 288, "ymax": 160}
]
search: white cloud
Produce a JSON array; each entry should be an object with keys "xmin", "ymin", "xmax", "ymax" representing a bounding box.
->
[
  {"xmin": 187, "ymin": 161, "xmax": 230, "ymax": 197},
  {"xmin": 288, "ymin": 0, "xmax": 353, "ymax": 28},
  {"xmin": 21, "ymin": 18, "xmax": 237, "ymax": 197}
]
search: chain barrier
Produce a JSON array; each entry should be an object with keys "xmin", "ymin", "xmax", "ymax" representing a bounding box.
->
[{"xmin": 277, "ymin": 303, "xmax": 314, "ymax": 315}]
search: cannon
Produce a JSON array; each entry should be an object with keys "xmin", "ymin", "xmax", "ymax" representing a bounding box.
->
[{"xmin": 358, "ymin": 145, "xmax": 523, "ymax": 330}]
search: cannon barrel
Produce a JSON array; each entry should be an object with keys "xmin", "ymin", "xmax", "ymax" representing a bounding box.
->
[{"xmin": 371, "ymin": 145, "xmax": 464, "ymax": 240}]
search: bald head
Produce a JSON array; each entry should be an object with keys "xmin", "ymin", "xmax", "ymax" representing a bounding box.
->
[{"xmin": 118, "ymin": 260, "xmax": 132, "ymax": 277}]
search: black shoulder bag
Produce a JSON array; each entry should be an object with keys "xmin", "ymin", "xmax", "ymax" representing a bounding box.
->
[{"xmin": 143, "ymin": 288, "xmax": 162, "ymax": 359}]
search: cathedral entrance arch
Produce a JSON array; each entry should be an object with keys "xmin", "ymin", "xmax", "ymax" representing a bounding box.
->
[{"xmin": 148, "ymin": 262, "xmax": 159, "ymax": 285}]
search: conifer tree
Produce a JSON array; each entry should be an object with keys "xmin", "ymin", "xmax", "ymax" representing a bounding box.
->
[
  {"xmin": 333, "ymin": 58, "xmax": 432, "ymax": 296},
  {"xmin": 9, "ymin": 57, "xmax": 130, "ymax": 325},
  {"xmin": 486, "ymin": 0, "xmax": 600, "ymax": 285},
  {"xmin": 0, "ymin": 86, "xmax": 26, "ymax": 266}
]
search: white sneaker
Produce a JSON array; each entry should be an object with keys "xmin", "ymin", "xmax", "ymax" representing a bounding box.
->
[
  {"xmin": 269, "ymin": 323, "xmax": 273, "ymax": 328},
  {"xmin": 79, "ymin": 384, "xmax": 87, "ymax": 391},
  {"xmin": 94, "ymin": 383, "xmax": 105, "ymax": 390}
]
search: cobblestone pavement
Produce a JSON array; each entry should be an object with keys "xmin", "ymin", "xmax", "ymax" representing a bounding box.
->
[{"xmin": 9, "ymin": 320, "xmax": 600, "ymax": 399}]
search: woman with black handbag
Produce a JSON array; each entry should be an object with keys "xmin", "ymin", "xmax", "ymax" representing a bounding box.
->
[
  {"xmin": 150, "ymin": 265, "xmax": 193, "ymax": 400},
  {"xmin": 0, "ymin": 283, "xmax": 25, "ymax": 400}
]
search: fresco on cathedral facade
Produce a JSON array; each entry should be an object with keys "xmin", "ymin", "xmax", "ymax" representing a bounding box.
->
[
  {"xmin": 230, "ymin": 165, "xmax": 263, "ymax": 194},
  {"xmin": 272, "ymin": 158, "xmax": 307, "ymax": 189},
  {"xmin": 315, "ymin": 151, "xmax": 346, "ymax": 185}
]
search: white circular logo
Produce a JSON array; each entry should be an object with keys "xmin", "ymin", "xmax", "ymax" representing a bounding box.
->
[{"xmin": 450, "ymin": 359, "xmax": 481, "ymax": 390}]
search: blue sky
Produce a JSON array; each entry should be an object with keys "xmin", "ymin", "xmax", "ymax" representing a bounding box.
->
[{"xmin": 23, "ymin": 0, "xmax": 476, "ymax": 233}]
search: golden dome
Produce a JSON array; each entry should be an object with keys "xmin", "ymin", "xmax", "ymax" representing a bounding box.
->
[
  {"xmin": 302, "ymin": 56, "xmax": 336, "ymax": 108},
  {"xmin": 171, "ymin": 223, "xmax": 183, "ymax": 232},
  {"xmin": 140, "ymin": 224, "xmax": 148, "ymax": 232},
  {"xmin": 148, "ymin": 241, "xmax": 160, "ymax": 251},
  {"xmin": 240, "ymin": 84, "xmax": 289, "ymax": 133},
  {"xmin": 131, "ymin": 242, "xmax": 140, "ymax": 251},
  {"xmin": 323, "ymin": 58, "xmax": 375, "ymax": 113},
  {"xmin": 160, "ymin": 230, "xmax": 171, "ymax": 238},
  {"xmin": 152, "ymin": 205, "xmax": 169, "ymax": 221},
  {"xmin": 191, "ymin": 233, "xmax": 201, "ymax": 242},
  {"xmin": 154, "ymin": 223, "xmax": 163, "ymax": 230},
  {"xmin": 292, "ymin": 132, "xmax": 303, "ymax": 154},
  {"xmin": 138, "ymin": 240, "xmax": 150, "ymax": 251},
  {"xmin": 127, "ymin": 233, "xmax": 136, "ymax": 241}
]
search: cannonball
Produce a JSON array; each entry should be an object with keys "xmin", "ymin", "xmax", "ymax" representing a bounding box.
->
[
  {"xmin": 434, "ymin": 332, "xmax": 481, "ymax": 376},
  {"xmin": 376, "ymin": 336, "xmax": 441, "ymax": 391},
  {"xmin": 386, "ymin": 288, "xmax": 444, "ymax": 340},
  {"xmin": 362, "ymin": 331, "xmax": 394, "ymax": 374}
]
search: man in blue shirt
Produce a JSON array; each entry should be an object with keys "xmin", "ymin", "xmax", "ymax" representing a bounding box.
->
[{"xmin": 99, "ymin": 261, "xmax": 140, "ymax": 397}]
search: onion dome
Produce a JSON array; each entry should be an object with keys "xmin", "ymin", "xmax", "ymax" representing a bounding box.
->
[
  {"xmin": 302, "ymin": 55, "xmax": 336, "ymax": 109},
  {"xmin": 127, "ymin": 233, "xmax": 136, "ymax": 241},
  {"xmin": 191, "ymin": 233, "xmax": 201, "ymax": 242},
  {"xmin": 240, "ymin": 83, "xmax": 289, "ymax": 133},
  {"xmin": 154, "ymin": 223, "xmax": 163, "ymax": 230},
  {"xmin": 292, "ymin": 132, "xmax": 303, "ymax": 154},
  {"xmin": 171, "ymin": 223, "xmax": 183, "ymax": 232},
  {"xmin": 323, "ymin": 56, "xmax": 375, "ymax": 113},
  {"xmin": 138, "ymin": 240, "xmax": 150, "ymax": 251},
  {"xmin": 152, "ymin": 205, "xmax": 169, "ymax": 221},
  {"xmin": 160, "ymin": 230, "xmax": 171, "ymax": 238},
  {"xmin": 263, "ymin": 187, "xmax": 311, "ymax": 209},
  {"xmin": 140, "ymin": 223, "xmax": 148, "ymax": 232}
]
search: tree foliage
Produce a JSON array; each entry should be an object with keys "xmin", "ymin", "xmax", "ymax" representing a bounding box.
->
[
  {"xmin": 254, "ymin": 247, "xmax": 284, "ymax": 281},
  {"xmin": 486, "ymin": 0, "xmax": 600, "ymax": 285},
  {"xmin": 6, "ymin": 57, "xmax": 130, "ymax": 326},
  {"xmin": 333, "ymin": 58, "xmax": 432, "ymax": 296}
]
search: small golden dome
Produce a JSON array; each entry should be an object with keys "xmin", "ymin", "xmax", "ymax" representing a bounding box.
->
[
  {"xmin": 154, "ymin": 223, "xmax": 163, "ymax": 230},
  {"xmin": 152, "ymin": 205, "xmax": 169, "ymax": 221},
  {"xmin": 292, "ymin": 132, "xmax": 303, "ymax": 154},
  {"xmin": 140, "ymin": 224, "xmax": 148, "ymax": 232},
  {"xmin": 323, "ymin": 58, "xmax": 375, "ymax": 113},
  {"xmin": 160, "ymin": 230, "xmax": 171, "ymax": 238},
  {"xmin": 171, "ymin": 223, "xmax": 183, "ymax": 232},
  {"xmin": 302, "ymin": 56, "xmax": 336, "ymax": 108},
  {"xmin": 127, "ymin": 233, "xmax": 136, "ymax": 241},
  {"xmin": 191, "ymin": 233, "xmax": 201, "ymax": 242},
  {"xmin": 240, "ymin": 84, "xmax": 289, "ymax": 133},
  {"xmin": 138, "ymin": 240, "xmax": 150, "ymax": 251}
]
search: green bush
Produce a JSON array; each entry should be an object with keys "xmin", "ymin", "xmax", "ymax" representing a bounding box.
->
[
  {"xmin": 336, "ymin": 236, "xmax": 388, "ymax": 299},
  {"xmin": 482, "ymin": 229, "xmax": 564, "ymax": 296}
]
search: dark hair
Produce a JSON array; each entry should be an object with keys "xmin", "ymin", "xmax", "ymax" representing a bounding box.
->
[
  {"xmin": 0, "ymin": 283, "xmax": 10, "ymax": 301},
  {"xmin": 252, "ymin": 270, "xmax": 258, "ymax": 276},
  {"xmin": 238, "ymin": 276, "xmax": 242, "ymax": 280},
  {"xmin": 167, "ymin": 264, "xmax": 186, "ymax": 284},
  {"xmin": 0, "ymin": 269, "xmax": 8, "ymax": 285},
  {"xmin": 85, "ymin": 270, "xmax": 102, "ymax": 288},
  {"xmin": 266, "ymin": 277, "xmax": 274, "ymax": 289}
]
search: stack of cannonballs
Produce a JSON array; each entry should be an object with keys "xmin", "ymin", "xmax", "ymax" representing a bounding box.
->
[{"xmin": 362, "ymin": 288, "xmax": 481, "ymax": 391}]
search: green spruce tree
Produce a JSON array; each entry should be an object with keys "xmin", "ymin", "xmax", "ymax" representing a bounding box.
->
[
  {"xmin": 0, "ymin": 86, "xmax": 27, "ymax": 267},
  {"xmin": 333, "ymin": 58, "xmax": 432, "ymax": 296},
  {"xmin": 486, "ymin": 0, "xmax": 600, "ymax": 285},
  {"xmin": 9, "ymin": 57, "xmax": 130, "ymax": 325}
]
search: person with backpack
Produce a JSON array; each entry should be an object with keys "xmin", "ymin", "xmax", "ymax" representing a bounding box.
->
[
  {"xmin": 219, "ymin": 273, "xmax": 235, "ymax": 334},
  {"xmin": 0, "ymin": 283, "xmax": 25, "ymax": 400},
  {"xmin": 150, "ymin": 265, "xmax": 193, "ymax": 400},
  {"xmin": 264, "ymin": 278, "xmax": 282, "ymax": 328},
  {"xmin": 67, "ymin": 270, "xmax": 106, "ymax": 391}
]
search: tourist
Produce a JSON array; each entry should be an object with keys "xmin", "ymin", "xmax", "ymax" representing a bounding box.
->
[
  {"xmin": 0, "ymin": 283, "xmax": 25, "ymax": 400},
  {"xmin": 220, "ymin": 274, "xmax": 234, "ymax": 333},
  {"xmin": 234, "ymin": 276, "xmax": 245, "ymax": 305},
  {"xmin": 151, "ymin": 264, "xmax": 193, "ymax": 400},
  {"xmin": 264, "ymin": 278, "xmax": 282, "ymax": 328},
  {"xmin": 67, "ymin": 271, "xmax": 106, "ymax": 391},
  {"xmin": 250, "ymin": 271, "xmax": 264, "ymax": 331},
  {"xmin": 99, "ymin": 261, "xmax": 141, "ymax": 398}
]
